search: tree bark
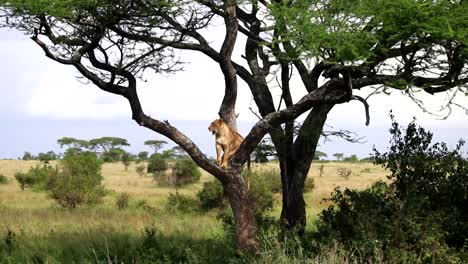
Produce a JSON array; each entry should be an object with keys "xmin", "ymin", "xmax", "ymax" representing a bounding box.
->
[
  {"xmin": 223, "ymin": 165, "xmax": 258, "ymax": 253},
  {"xmin": 279, "ymin": 105, "xmax": 333, "ymax": 233}
]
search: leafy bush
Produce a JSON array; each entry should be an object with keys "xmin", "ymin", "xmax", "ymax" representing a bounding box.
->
[
  {"xmin": 313, "ymin": 117, "xmax": 468, "ymax": 262},
  {"xmin": 121, "ymin": 152, "xmax": 133, "ymax": 170},
  {"xmin": 14, "ymin": 165, "xmax": 58, "ymax": 190},
  {"xmin": 171, "ymin": 158, "xmax": 201, "ymax": 185},
  {"xmin": 166, "ymin": 193, "xmax": 199, "ymax": 214},
  {"xmin": 135, "ymin": 164, "xmax": 146, "ymax": 177},
  {"xmin": 304, "ymin": 177, "xmax": 315, "ymax": 193},
  {"xmin": 101, "ymin": 148, "xmax": 125, "ymax": 162},
  {"xmin": 115, "ymin": 192, "xmax": 130, "ymax": 210},
  {"xmin": 0, "ymin": 174, "xmax": 8, "ymax": 184},
  {"xmin": 245, "ymin": 169, "xmax": 282, "ymax": 194},
  {"xmin": 48, "ymin": 152, "xmax": 106, "ymax": 208},
  {"xmin": 197, "ymin": 180, "xmax": 225, "ymax": 211},
  {"xmin": 147, "ymin": 154, "xmax": 168, "ymax": 174}
]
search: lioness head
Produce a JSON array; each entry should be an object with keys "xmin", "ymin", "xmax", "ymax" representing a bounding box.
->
[{"xmin": 208, "ymin": 119, "xmax": 224, "ymax": 135}]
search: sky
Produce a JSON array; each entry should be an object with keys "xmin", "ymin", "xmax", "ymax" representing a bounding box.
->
[{"xmin": 0, "ymin": 27, "xmax": 467, "ymax": 160}]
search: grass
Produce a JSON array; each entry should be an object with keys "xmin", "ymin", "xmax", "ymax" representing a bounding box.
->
[{"xmin": 0, "ymin": 160, "xmax": 387, "ymax": 262}]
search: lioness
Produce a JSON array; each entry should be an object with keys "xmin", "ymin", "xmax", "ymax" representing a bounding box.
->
[{"xmin": 208, "ymin": 118, "xmax": 244, "ymax": 168}]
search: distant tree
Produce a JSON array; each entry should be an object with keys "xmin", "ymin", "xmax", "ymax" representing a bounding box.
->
[
  {"xmin": 344, "ymin": 154, "xmax": 359, "ymax": 163},
  {"xmin": 171, "ymin": 146, "xmax": 188, "ymax": 158},
  {"xmin": 144, "ymin": 140, "xmax": 167, "ymax": 153},
  {"xmin": 101, "ymin": 148, "xmax": 125, "ymax": 162},
  {"xmin": 22, "ymin": 151, "xmax": 33, "ymax": 161},
  {"xmin": 313, "ymin": 151, "xmax": 328, "ymax": 160},
  {"xmin": 137, "ymin": 151, "xmax": 149, "ymax": 161},
  {"xmin": 252, "ymin": 140, "xmax": 276, "ymax": 163},
  {"xmin": 89, "ymin": 137, "xmax": 130, "ymax": 153},
  {"xmin": 57, "ymin": 137, "xmax": 90, "ymax": 153},
  {"xmin": 333, "ymin": 153, "xmax": 344, "ymax": 161},
  {"xmin": 37, "ymin": 151, "xmax": 57, "ymax": 164},
  {"xmin": 121, "ymin": 152, "xmax": 133, "ymax": 170}
]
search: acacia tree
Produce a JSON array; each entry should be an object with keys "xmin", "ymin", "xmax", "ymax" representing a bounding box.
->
[
  {"xmin": 144, "ymin": 139, "xmax": 168, "ymax": 153},
  {"xmin": 57, "ymin": 137, "xmax": 90, "ymax": 153},
  {"xmin": 89, "ymin": 137, "xmax": 130, "ymax": 153},
  {"xmin": 2, "ymin": 0, "xmax": 468, "ymax": 251}
]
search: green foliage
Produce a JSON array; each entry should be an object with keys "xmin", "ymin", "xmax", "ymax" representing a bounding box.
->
[
  {"xmin": 0, "ymin": 174, "xmax": 8, "ymax": 184},
  {"xmin": 245, "ymin": 169, "xmax": 282, "ymax": 194},
  {"xmin": 136, "ymin": 164, "xmax": 146, "ymax": 177},
  {"xmin": 147, "ymin": 154, "xmax": 168, "ymax": 175},
  {"xmin": 137, "ymin": 151, "xmax": 149, "ymax": 161},
  {"xmin": 121, "ymin": 152, "xmax": 133, "ymax": 170},
  {"xmin": 197, "ymin": 180, "xmax": 225, "ymax": 211},
  {"xmin": 144, "ymin": 140, "xmax": 167, "ymax": 153},
  {"xmin": 57, "ymin": 137, "xmax": 90, "ymax": 152},
  {"xmin": 271, "ymin": 0, "xmax": 468, "ymax": 63},
  {"xmin": 22, "ymin": 151, "xmax": 33, "ymax": 160},
  {"xmin": 48, "ymin": 152, "xmax": 106, "ymax": 208},
  {"xmin": 14, "ymin": 165, "xmax": 59, "ymax": 190},
  {"xmin": 343, "ymin": 154, "xmax": 359, "ymax": 163},
  {"xmin": 253, "ymin": 140, "xmax": 276, "ymax": 163},
  {"xmin": 333, "ymin": 153, "xmax": 344, "ymax": 161},
  {"xmin": 313, "ymin": 117, "xmax": 468, "ymax": 262},
  {"xmin": 101, "ymin": 148, "xmax": 125, "ymax": 162},
  {"xmin": 313, "ymin": 150, "xmax": 327, "ymax": 160},
  {"xmin": 37, "ymin": 151, "xmax": 57, "ymax": 163},
  {"xmin": 171, "ymin": 158, "xmax": 201, "ymax": 186},
  {"xmin": 166, "ymin": 193, "xmax": 199, "ymax": 214},
  {"xmin": 304, "ymin": 177, "xmax": 315, "ymax": 193},
  {"xmin": 115, "ymin": 192, "xmax": 130, "ymax": 210}
]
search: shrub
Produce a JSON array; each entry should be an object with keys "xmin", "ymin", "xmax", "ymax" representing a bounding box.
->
[
  {"xmin": 115, "ymin": 192, "xmax": 130, "ymax": 210},
  {"xmin": 14, "ymin": 172, "xmax": 34, "ymax": 190},
  {"xmin": 318, "ymin": 164, "xmax": 325, "ymax": 177},
  {"xmin": 166, "ymin": 193, "xmax": 199, "ymax": 214},
  {"xmin": 22, "ymin": 151, "xmax": 33, "ymax": 160},
  {"xmin": 313, "ymin": 117, "xmax": 468, "ymax": 262},
  {"xmin": 171, "ymin": 158, "xmax": 201, "ymax": 186},
  {"xmin": 101, "ymin": 148, "xmax": 125, "ymax": 162},
  {"xmin": 135, "ymin": 164, "xmax": 146, "ymax": 177},
  {"xmin": 197, "ymin": 180, "xmax": 225, "ymax": 211},
  {"xmin": 343, "ymin": 154, "xmax": 359, "ymax": 162},
  {"xmin": 245, "ymin": 169, "xmax": 282, "ymax": 194},
  {"xmin": 48, "ymin": 152, "xmax": 106, "ymax": 208},
  {"xmin": 304, "ymin": 177, "xmax": 315, "ymax": 193},
  {"xmin": 147, "ymin": 154, "xmax": 168, "ymax": 174},
  {"xmin": 37, "ymin": 151, "xmax": 57, "ymax": 164},
  {"xmin": 121, "ymin": 152, "xmax": 132, "ymax": 170},
  {"xmin": 0, "ymin": 174, "xmax": 8, "ymax": 184},
  {"xmin": 14, "ymin": 165, "xmax": 58, "ymax": 190},
  {"xmin": 337, "ymin": 168, "xmax": 351, "ymax": 180},
  {"xmin": 137, "ymin": 151, "xmax": 149, "ymax": 161}
]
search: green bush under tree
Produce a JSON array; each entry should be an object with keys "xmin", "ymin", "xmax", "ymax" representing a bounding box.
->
[
  {"xmin": 313, "ymin": 116, "xmax": 468, "ymax": 262},
  {"xmin": 48, "ymin": 152, "xmax": 106, "ymax": 208}
]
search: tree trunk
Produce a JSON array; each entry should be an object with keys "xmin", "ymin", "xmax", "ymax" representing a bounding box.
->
[
  {"xmin": 223, "ymin": 167, "xmax": 258, "ymax": 253},
  {"xmin": 280, "ymin": 164, "xmax": 308, "ymax": 234},
  {"xmin": 278, "ymin": 105, "xmax": 333, "ymax": 234}
]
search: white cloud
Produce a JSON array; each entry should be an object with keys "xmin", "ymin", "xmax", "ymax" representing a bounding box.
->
[{"xmin": 1, "ymin": 28, "xmax": 467, "ymax": 128}]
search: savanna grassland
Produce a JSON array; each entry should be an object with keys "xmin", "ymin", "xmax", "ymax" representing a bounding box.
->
[{"xmin": 0, "ymin": 160, "xmax": 386, "ymax": 263}]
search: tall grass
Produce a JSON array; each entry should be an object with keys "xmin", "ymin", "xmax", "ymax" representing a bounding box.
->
[{"xmin": 0, "ymin": 160, "xmax": 388, "ymax": 263}]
